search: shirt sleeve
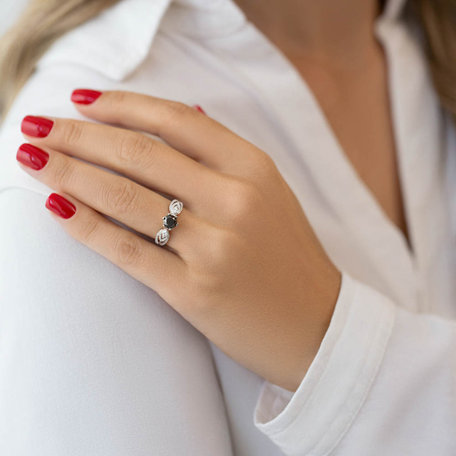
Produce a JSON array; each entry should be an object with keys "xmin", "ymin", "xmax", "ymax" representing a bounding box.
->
[{"xmin": 253, "ymin": 272, "xmax": 456, "ymax": 455}]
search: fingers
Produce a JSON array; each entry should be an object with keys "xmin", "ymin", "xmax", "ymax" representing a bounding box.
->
[
  {"xmin": 20, "ymin": 115, "xmax": 221, "ymax": 215},
  {"xmin": 44, "ymin": 191, "xmax": 187, "ymax": 300},
  {"xmin": 70, "ymin": 89, "xmax": 260, "ymax": 174},
  {"xmin": 16, "ymin": 143, "xmax": 200, "ymax": 257}
]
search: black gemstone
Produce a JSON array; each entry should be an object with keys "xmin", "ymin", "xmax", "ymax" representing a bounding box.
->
[{"xmin": 163, "ymin": 214, "xmax": 177, "ymax": 229}]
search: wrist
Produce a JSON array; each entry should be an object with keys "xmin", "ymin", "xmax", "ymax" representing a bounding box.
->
[{"xmin": 288, "ymin": 266, "xmax": 342, "ymax": 392}]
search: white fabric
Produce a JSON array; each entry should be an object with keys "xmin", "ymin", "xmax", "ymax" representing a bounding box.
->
[{"xmin": 1, "ymin": 0, "xmax": 455, "ymax": 454}]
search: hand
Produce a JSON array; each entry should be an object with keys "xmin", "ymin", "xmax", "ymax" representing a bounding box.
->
[{"xmin": 17, "ymin": 89, "xmax": 341, "ymax": 392}]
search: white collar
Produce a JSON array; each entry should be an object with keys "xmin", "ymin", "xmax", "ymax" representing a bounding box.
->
[
  {"xmin": 38, "ymin": 0, "xmax": 173, "ymax": 81},
  {"xmin": 37, "ymin": 0, "xmax": 409, "ymax": 81}
]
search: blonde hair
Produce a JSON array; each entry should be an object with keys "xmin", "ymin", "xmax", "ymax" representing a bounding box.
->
[
  {"xmin": 412, "ymin": 0, "xmax": 456, "ymax": 124},
  {"xmin": 0, "ymin": 0, "xmax": 455, "ymax": 124},
  {"xmin": 0, "ymin": 0, "xmax": 119, "ymax": 119}
]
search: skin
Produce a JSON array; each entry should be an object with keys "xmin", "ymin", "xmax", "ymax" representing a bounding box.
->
[{"xmin": 17, "ymin": 0, "xmax": 405, "ymax": 392}]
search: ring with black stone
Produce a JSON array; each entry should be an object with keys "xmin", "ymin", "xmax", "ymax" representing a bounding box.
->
[{"xmin": 154, "ymin": 199, "xmax": 184, "ymax": 246}]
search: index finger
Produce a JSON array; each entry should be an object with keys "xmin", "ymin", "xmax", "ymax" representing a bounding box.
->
[{"xmin": 70, "ymin": 89, "xmax": 259, "ymax": 174}]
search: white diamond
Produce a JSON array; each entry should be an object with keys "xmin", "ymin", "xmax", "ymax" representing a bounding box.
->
[
  {"xmin": 169, "ymin": 199, "xmax": 183, "ymax": 216},
  {"xmin": 155, "ymin": 228, "xmax": 170, "ymax": 246}
]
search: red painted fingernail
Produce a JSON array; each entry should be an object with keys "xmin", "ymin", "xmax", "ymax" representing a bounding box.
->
[
  {"xmin": 21, "ymin": 115, "xmax": 54, "ymax": 138},
  {"xmin": 16, "ymin": 143, "xmax": 49, "ymax": 170},
  {"xmin": 193, "ymin": 104, "xmax": 206, "ymax": 115},
  {"xmin": 71, "ymin": 89, "xmax": 102, "ymax": 105},
  {"xmin": 45, "ymin": 193, "xmax": 76, "ymax": 219}
]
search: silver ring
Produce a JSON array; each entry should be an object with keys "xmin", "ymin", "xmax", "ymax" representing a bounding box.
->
[{"xmin": 155, "ymin": 199, "xmax": 183, "ymax": 246}]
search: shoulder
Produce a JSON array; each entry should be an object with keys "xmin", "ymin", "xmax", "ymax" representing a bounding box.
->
[
  {"xmin": 0, "ymin": 0, "xmax": 175, "ymax": 193},
  {"xmin": 36, "ymin": 0, "xmax": 173, "ymax": 81}
]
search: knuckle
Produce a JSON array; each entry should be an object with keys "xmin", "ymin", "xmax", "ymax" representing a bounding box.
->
[
  {"xmin": 210, "ymin": 228, "xmax": 239, "ymax": 265},
  {"xmin": 59, "ymin": 120, "xmax": 83, "ymax": 145},
  {"xmin": 117, "ymin": 133, "xmax": 153, "ymax": 168},
  {"xmin": 243, "ymin": 148, "xmax": 278, "ymax": 180},
  {"xmin": 162, "ymin": 101, "xmax": 193, "ymax": 127},
  {"xmin": 225, "ymin": 179, "xmax": 262, "ymax": 222},
  {"xmin": 77, "ymin": 216, "xmax": 100, "ymax": 244},
  {"xmin": 53, "ymin": 157, "xmax": 75, "ymax": 187},
  {"xmin": 253, "ymin": 150, "xmax": 276, "ymax": 175},
  {"xmin": 114, "ymin": 234, "xmax": 143, "ymax": 267},
  {"xmin": 186, "ymin": 269, "xmax": 218, "ymax": 312},
  {"xmin": 103, "ymin": 179, "xmax": 139, "ymax": 215},
  {"xmin": 189, "ymin": 229, "xmax": 240, "ymax": 307},
  {"xmin": 199, "ymin": 228, "xmax": 238, "ymax": 277}
]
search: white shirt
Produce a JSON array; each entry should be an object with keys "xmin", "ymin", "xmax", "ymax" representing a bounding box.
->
[{"xmin": 1, "ymin": 0, "xmax": 455, "ymax": 454}]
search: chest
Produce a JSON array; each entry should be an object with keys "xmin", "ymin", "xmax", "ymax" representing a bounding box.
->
[{"xmin": 289, "ymin": 46, "xmax": 411, "ymax": 247}]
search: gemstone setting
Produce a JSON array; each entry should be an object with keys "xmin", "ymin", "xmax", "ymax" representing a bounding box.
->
[
  {"xmin": 154, "ymin": 199, "xmax": 183, "ymax": 246},
  {"xmin": 163, "ymin": 214, "xmax": 178, "ymax": 229}
]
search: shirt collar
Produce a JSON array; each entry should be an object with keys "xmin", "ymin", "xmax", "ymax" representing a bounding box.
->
[
  {"xmin": 38, "ymin": 0, "xmax": 173, "ymax": 81},
  {"xmin": 37, "ymin": 0, "xmax": 409, "ymax": 81}
]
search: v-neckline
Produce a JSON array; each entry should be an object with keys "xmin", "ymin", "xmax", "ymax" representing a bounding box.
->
[{"xmin": 278, "ymin": 17, "xmax": 417, "ymax": 261}]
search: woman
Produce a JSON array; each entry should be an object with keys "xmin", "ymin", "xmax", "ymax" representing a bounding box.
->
[{"xmin": 0, "ymin": 0, "xmax": 455, "ymax": 454}]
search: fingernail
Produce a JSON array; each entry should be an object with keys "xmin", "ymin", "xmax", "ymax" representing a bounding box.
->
[
  {"xmin": 71, "ymin": 89, "xmax": 102, "ymax": 105},
  {"xmin": 21, "ymin": 115, "xmax": 54, "ymax": 138},
  {"xmin": 193, "ymin": 104, "xmax": 206, "ymax": 115},
  {"xmin": 16, "ymin": 143, "xmax": 49, "ymax": 170},
  {"xmin": 45, "ymin": 193, "xmax": 76, "ymax": 219}
]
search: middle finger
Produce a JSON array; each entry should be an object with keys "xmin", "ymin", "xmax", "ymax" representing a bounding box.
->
[{"xmin": 21, "ymin": 116, "xmax": 224, "ymax": 216}]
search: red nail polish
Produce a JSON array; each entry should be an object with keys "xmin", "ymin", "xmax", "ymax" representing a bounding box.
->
[
  {"xmin": 193, "ymin": 104, "xmax": 206, "ymax": 115},
  {"xmin": 71, "ymin": 89, "xmax": 102, "ymax": 105},
  {"xmin": 21, "ymin": 116, "xmax": 54, "ymax": 138},
  {"xmin": 45, "ymin": 193, "xmax": 76, "ymax": 219},
  {"xmin": 16, "ymin": 143, "xmax": 49, "ymax": 170}
]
